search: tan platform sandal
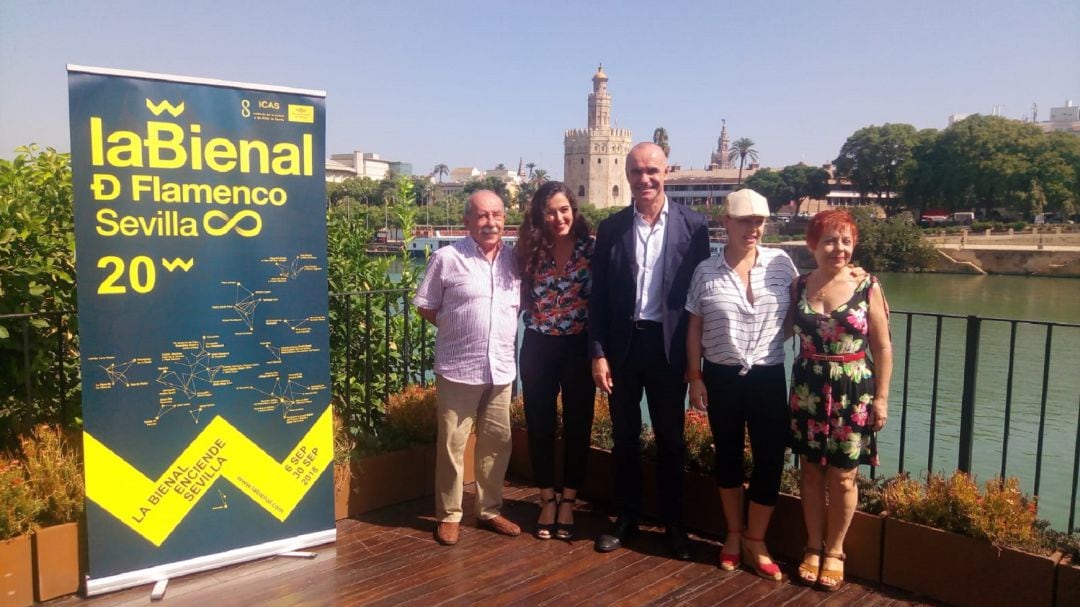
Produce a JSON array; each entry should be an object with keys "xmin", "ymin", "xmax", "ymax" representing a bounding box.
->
[
  {"xmin": 796, "ymin": 546, "xmax": 822, "ymax": 586},
  {"xmin": 817, "ymin": 551, "xmax": 846, "ymax": 592}
]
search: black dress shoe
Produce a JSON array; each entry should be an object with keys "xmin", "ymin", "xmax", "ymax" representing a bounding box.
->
[
  {"xmin": 595, "ymin": 516, "xmax": 639, "ymax": 553},
  {"xmin": 666, "ymin": 524, "xmax": 691, "ymax": 561}
]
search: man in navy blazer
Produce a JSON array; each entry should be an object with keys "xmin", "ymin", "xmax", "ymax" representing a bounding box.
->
[{"xmin": 589, "ymin": 142, "xmax": 711, "ymax": 559}]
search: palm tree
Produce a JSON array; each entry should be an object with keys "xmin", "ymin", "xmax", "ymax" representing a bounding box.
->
[
  {"xmin": 727, "ymin": 138, "xmax": 758, "ymax": 185},
  {"xmin": 530, "ymin": 169, "xmax": 549, "ymax": 187},
  {"xmin": 652, "ymin": 127, "xmax": 670, "ymax": 158},
  {"xmin": 433, "ymin": 163, "xmax": 449, "ymax": 183},
  {"xmin": 525, "ymin": 162, "xmax": 536, "ymax": 178}
]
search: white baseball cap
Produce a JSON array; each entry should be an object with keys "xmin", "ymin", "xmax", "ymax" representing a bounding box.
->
[{"xmin": 724, "ymin": 189, "xmax": 770, "ymax": 217}]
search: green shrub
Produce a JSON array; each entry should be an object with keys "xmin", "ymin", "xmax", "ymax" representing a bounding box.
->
[
  {"xmin": 368, "ymin": 384, "xmax": 439, "ymax": 454},
  {"xmin": 883, "ymin": 471, "xmax": 1045, "ymax": 553},
  {"xmin": 0, "ymin": 146, "xmax": 80, "ymax": 445},
  {"xmin": 0, "ymin": 459, "xmax": 40, "ymax": 539},
  {"xmin": 850, "ymin": 208, "xmax": 938, "ymax": 272}
]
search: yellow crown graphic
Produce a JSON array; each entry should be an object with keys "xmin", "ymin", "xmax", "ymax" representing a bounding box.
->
[{"xmin": 146, "ymin": 99, "xmax": 185, "ymax": 117}]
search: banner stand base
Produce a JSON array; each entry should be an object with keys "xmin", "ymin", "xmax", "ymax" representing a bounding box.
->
[
  {"xmin": 86, "ymin": 528, "xmax": 335, "ymax": 597},
  {"xmin": 150, "ymin": 579, "xmax": 168, "ymax": 601},
  {"xmin": 278, "ymin": 550, "xmax": 317, "ymax": 559}
]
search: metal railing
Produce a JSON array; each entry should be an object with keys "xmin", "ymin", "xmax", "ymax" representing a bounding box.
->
[
  {"xmin": 2, "ymin": 304, "xmax": 1078, "ymax": 530},
  {"xmin": 873, "ymin": 311, "xmax": 1080, "ymax": 533}
]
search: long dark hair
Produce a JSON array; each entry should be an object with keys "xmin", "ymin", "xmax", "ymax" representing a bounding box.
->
[{"xmin": 515, "ymin": 181, "xmax": 591, "ymax": 291}]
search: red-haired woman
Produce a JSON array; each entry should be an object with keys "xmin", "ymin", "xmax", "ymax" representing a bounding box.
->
[
  {"xmin": 788, "ymin": 209, "xmax": 892, "ymax": 591},
  {"xmin": 516, "ymin": 181, "xmax": 595, "ymax": 541}
]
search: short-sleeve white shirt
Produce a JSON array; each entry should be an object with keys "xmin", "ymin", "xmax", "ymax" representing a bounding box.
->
[
  {"xmin": 412, "ymin": 237, "xmax": 521, "ymax": 385},
  {"xmin": 685, "ymin": 245, "xmax": 798, "ymax": 374}
]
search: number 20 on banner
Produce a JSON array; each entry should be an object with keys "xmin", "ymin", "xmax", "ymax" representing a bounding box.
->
[{"xmin": 96, "ymin": 255, "xmax": 193, "ymax": 294}]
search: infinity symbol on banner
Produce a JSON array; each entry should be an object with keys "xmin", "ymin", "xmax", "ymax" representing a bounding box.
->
[{"xmin": 203, "ymin": 210, "xmax": 262, "ymax": 237}]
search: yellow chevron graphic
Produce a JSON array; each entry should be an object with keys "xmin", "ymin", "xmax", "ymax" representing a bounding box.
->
[
  {"xmin": 161, "ymin": 257, "xmax": 194, "ymax": 272},
  {"xmin": 146, "ymin": 99, "xmax": 185, "ymax": 117},
  {"xmin": 84, "ymin": 406, "xmax": 332, "ymax": 546}
]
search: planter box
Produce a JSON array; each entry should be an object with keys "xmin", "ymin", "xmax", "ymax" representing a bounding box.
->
[
  {"xmin": 31, "ymin": 522, "xmax": 80, "ymax": 601},
  {"xmin": 0, "ymin": 534, "xmax": 32, "ymax": 607},
  {"xmin": 764, "ymin": 493, "xmax": 883, "ymax": 583},
  {"xmin": 882, "ymin": 517, "xmax": 1060, "ymax": 607},
  {"xmin": 509, "ymin": 427, "xmax": 532, "ymax": 481},
  {"xmin": 334, "ymin": 463, "xmax": 351, "ymax": 520},
  {"xmin": 1057, "ymin": 555, "xmax": 1080, "ymax": 607},
  {"xmin": 580, "ymin": 447, "xmax": 614, "ymax": 504},
  {"xmin": 348, "ymin": 435, "xmax": 476, "ymax": 516},
  {"xmin": 682, "ymin": 469, "xmax": 725, "ymax": 537}
]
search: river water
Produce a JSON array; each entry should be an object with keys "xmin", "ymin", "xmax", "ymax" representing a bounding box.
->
[{"xmin": 867, "ymin": 273, "xmax": 1080, "ymax": 531}]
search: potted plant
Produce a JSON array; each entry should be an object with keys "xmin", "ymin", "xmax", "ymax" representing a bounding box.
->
[
  {"xmin": 0, "ymin": 458, "xmax": 38, "ymax": 607},
  {"xmin": 332, "ymin": 409, "xmax": 353, "ymax": 520},
  {"xmin": 880, "ymin": 471, "xmax": 1060, "ymax": 607},
  {"xmin": 348, "ymin": 384, "xmax": 472, "ymax": 515},
  {"xmin": 20, "ymin": 424, "xmax": 83, "ymax": 602}
]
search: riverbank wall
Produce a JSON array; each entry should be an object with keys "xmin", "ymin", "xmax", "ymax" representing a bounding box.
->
[{"xmin": 774, "ymin": 242, "xmax": 1080, "ymax": 277}]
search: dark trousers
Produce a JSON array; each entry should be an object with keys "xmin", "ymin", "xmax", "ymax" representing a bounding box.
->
[
  {"xmin": 703, "ymin": 361, "xmax": 789, "ymax": 506},
  {"xmin": 609, "ymin": 322, "xmax": 687, "ymax": 524},
  {"xmin": 520, "ymin": 329, "xmax": 596, "ymax": 490}
]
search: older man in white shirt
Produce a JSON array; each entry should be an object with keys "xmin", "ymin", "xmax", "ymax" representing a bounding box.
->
[{"xmin": 414, "ymin": 190, "xmax": 522, "ymax": 546}]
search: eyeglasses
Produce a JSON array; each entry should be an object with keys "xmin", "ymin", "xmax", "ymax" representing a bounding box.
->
[{"xmin": 472, "ymin": 211, "xmax": 506, "ymax": 221}]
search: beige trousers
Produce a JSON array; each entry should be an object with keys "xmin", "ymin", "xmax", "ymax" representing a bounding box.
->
[{"xmin": 434, "ymin": 375, "xmax": 512, "ymax": 523}]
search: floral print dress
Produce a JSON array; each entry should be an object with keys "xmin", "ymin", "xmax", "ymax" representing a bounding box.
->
[
  {"xmin": 789, "ymin": 274, "xmax": 883, "ymax": 469},
  {"xmin": 523, "ymin": 237, "xmax": 594, "ymax": 335}
]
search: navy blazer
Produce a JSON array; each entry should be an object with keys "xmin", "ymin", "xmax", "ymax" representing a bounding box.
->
[{"xmin": 588, "ymin": 200, "xmax": 711, "ymax": 375}]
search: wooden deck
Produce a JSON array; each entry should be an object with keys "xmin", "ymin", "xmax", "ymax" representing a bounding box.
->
[{"xmin": 48, "ymin": 482, "xmax": 942, "ymax": 606}]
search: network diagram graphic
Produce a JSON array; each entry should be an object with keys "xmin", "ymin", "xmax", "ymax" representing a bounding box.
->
[
  {"xmin": 212, "ymin": 281, "xmax": 277, "ymax": 334},
  {"xmin": 238, "ymin": 371, "xmax": 327, "ymax": 425},
  {"xmin": 263, "ymin": 254, "xmax": 323, "ymax": 283},
  {"xmin": 88, "ymin": 355, "xmax": 152, "ymax": 390}
]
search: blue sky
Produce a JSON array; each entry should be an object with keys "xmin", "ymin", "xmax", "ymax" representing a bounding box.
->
[{"xmin": 2, "ymin": 0, "xmax": 1077, "ymax": 178}]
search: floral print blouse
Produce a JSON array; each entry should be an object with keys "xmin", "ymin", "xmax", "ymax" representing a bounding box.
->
[{"xmin": 523, "ymin": 237, "xmax": 594, "ymax": 336}]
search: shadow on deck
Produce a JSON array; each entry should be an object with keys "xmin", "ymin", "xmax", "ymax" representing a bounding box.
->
[{"xmin": 47, "ymin": 482, "xmax": 944, "ymax": 606}]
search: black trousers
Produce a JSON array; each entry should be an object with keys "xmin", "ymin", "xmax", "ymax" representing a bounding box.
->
[
  {"xmin": 703, "ymin": 361, "xmax": 789, "ymax": 507},
  {"xmin": 609, "ymin": 322, "xmax": 687, "ymax": 524},
  {"xmin": 520, "ymin": 329, "xmax": 595, "ymax": 490}
]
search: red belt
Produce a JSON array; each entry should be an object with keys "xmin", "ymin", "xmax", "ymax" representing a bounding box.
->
[{"xmin": 808, "ymin": 352, "xmax": 866, "ymax": 363}]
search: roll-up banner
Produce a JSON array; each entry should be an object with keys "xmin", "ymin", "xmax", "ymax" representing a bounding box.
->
[{"xmin": 67, "ymin": 66, "xmax": 332, "ymax": 595}]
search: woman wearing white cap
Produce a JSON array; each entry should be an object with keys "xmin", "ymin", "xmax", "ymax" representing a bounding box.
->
[{"xmin": 684, "ymin": 189, "xmax": 797, "ymax": 580}]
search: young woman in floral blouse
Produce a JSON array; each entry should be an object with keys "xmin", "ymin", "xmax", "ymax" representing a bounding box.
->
[
  {"xmin": 515, "ymin": 181, "xmax": 595, "ymax": 540},
  {"xmin": 788, "ymin": 209, "xmax": 892, "ymax": 591}
]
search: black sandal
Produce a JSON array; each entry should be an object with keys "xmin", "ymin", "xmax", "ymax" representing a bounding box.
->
[
  {"xmin": 555, "ymin": 496, "xmax": 576, "ymax": 541},
  {"xmin": 535, "ymin": 494, "xmax": 558, "ymax": 540}
]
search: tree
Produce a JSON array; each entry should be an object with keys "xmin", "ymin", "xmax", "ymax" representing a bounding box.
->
[
  {"xmin": 531, "ymin": 169, "xmax": 549, "ymax": 187},
  {"xmin": 432, "ymin": 163, "xmax": 449, "ymax": 183},
  {"xmin": 525, "ymin": 162, "xmax": 536, "ymax": 178},
  {"xmin": 847, "ymin": 207, "xmax": 937, "ymax": 272},
  {"xmin": 744, "ymin": 169, "xmax": 790, "ymax": 209},
  {"xmin": 727, "ymin": 138, "xmax": 758, "ymax": 185},
  {"xmin": 653, "ymin": 127, "xmax": 670, "ymax": 158},
  {"xmin": 929, "ymin": 115, "xmax": 1046, "ymax": 217},
  {"xmin": 463, "ymin": 176, "xmax": 510, "ymax": 203},
  {"xmin": 743, "ymin": 164, "xmax": 829, "ymax": 212},
  {"xmin": 495, "ymin": 163, "xmax": 507, "ymax": 170},
  {"xmin": 779, "ymin": 164, "xmax": 830, "ymax": 208},
  {"xmin": 0, "ymin": 145, "xmax": 80, "ymax": 440},
  {"xmin": 834, "ymin": 124, "xmax": 920, "ymax": 213}
]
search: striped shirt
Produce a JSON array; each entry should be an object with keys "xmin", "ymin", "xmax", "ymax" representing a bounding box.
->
[
  {"xmin": 413, "ymin": 237, "xmax": 521, "ymax": 385},
  {"xmin": 685, "ymin": 245, "xmax": 798, "ymax": 374}
]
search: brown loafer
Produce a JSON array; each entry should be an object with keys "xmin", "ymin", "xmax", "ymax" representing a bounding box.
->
[
  {"xmin": 434, "ymin": 521, "xmax": 460, "ymax": 545},
  {"xmin": 478, "ymin": 515, "xmax": 521, "ymax": 537}
]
